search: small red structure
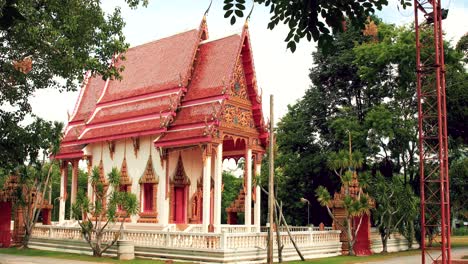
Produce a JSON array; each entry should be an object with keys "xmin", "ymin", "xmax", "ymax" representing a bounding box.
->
[{"xmin": 331, "ymin": 171, "xmax": 373, "ymax": 256}]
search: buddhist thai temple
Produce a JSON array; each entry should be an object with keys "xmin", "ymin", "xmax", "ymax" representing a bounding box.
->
[
  {"xmin": 0, "ymin": 16, "xmax": 414, "ymax": 263},
  {"xmin": 55, "ymin": 16, "xmax": 268, "ymax": 232}
]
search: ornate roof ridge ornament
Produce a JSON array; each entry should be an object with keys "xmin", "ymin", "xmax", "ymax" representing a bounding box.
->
[
  {"xmin": 244, "ymin": 2, "xmax": 254, "ymax": 27},
  {"xmin": 139, "ymin": 154, "xmax": 158, "ymax": 184},
  {"xmin": 204, "ymin": 0, "xmax": 213, "ymax": 18}
]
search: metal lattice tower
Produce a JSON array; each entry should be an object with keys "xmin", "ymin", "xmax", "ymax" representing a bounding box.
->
[{"xmin": 414, "ymin": 0, "xmax": 451, "ymax": 263}]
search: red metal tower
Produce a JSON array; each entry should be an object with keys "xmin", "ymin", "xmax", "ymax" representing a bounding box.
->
[{"xmin": 413, "ymin": 0, "xmax": 451, "ymax": 263}]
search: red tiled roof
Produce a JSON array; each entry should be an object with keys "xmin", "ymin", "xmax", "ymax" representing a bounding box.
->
[
  {"xmin": 155, "ymin": 127, "xmax": 212, "ymax": 147},
  {"xmin": 59, "ymin": 22, "xmax": 267, "ymax": 156},
  {"xmin": 183, "ymin": 35, "xmax": 241, "ymax": 101},
  {"xmin": 79, "ymin": 114, "xmax": 168, "ymax": 143},
  {"xmin": 62, "ymin": 123, "xmax": 85, "ymax": 143},
  {"xmin": 157, "ymin": 30, "xmax": 268, "ymax": 148},
  {"xmin": 87, "ymin": 94, "xmax": 176, "ymax": 125},
  {"xmin": 69, "ymin": 75, "xmax": 106, "ymax": 123},
  {"xmin": 55, "ymin": 144, "xmax": 85, "ymax": 159},
  {"xmin": 98, "ymin": 29, "xmax": 200, "ymax": 104},
  {"xmin": 171, "ymin": 100, "xmax": 223, "ymax": 127}
]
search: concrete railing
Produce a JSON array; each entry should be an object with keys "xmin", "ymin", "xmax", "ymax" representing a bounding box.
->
[
  {"xmin": 260, "ymin": 226, "xmax": 333, "ymax": 232},
  {"xmin": 219, "ymin": 225, "xmax": 257, "ymax": 233},
  {"xmin": 31, "ymin": 225, "xmax": 341, "ymax": 251}
]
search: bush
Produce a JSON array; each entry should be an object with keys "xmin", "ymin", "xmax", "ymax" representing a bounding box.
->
[{"xmin": 453, "ymin": 227, "xmax": 468, "ymax": 236}]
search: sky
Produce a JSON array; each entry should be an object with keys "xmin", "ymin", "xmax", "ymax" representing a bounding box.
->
[{"xmin": 29, "ymin": 0, "xmax": 468, "ymax": 125}]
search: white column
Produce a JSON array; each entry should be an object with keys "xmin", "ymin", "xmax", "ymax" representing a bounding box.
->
[
  {"xmin": 245, "ymin": 148, "xmax": 252, "ymax": 227},
  {"xmin": 86, "ymin": 159, "xmax": 93, "ymax": 203},
  {"xmin": 254, "ymin": 157, "xmax": 262, "ymax": 232},
  {"xmin": 70, "ymin": 160, "xmax": 78, "ymax": 219},
  {"xmin": 214, "ymin": 144, "xmax": 223, "ymax": 232},
  {"xmin": 59, "ymin": 161, "xmax": 67, "ymax": 223},
  {"xmin": 202, "ymin": 147, "xmax": 212, "ymax": 232},
  {"xmin": 158, "ymin": 152, "xmax": 169, "ymax": 225}
]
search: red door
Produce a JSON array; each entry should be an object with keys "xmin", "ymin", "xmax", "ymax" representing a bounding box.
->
[
  {"xmin": 174, "ymin": 187, "xmax": 185, "ymax": 223},
  {"xmin": 353, "ymin": 214, "xmax": 371, "ymax": 256},
  {"xmin": 0, "ymin": 201, "xmax": 12, "ymax": 248}
]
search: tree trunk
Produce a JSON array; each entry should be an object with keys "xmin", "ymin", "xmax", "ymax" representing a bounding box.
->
[
  {"xmin": 382, "ymin": 231, "xmax": 389, "ymax": 253},
  {"xmin": 407, "ymin": 221, "xmax": 414, "ymax": 249},
  {"xmin": 346, "ymin": 218, "xmax": 355, "ymax": 256}
]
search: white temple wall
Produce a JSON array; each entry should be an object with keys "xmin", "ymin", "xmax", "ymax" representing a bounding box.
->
[
  {"xmin": 88, "ymin": 136, "xmax": 166, "ymax": 224},
  {"xmin": 87, "ymin": 138, "xmax": 208, "ymax": 225}
]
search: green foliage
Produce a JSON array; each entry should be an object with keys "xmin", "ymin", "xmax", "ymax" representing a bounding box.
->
[
  {"xmin": 369, "ymin": 173, "xmax": 419, "ymax": 251},
  {"xmin": 0, "ymin": 117, "xmax": 64, "ymax": 172},
  {"xmin": 316, "ymin": 149, "xmax": 372, "ymax": 255},
  {"xmin": 221, "ymin": 171, "xmax": 243, "ymax": 223},
  {"xmin": 223, "ymin": 0, "xmax": 412, "ymax": 51},
  {"xmin": 0, "ymin": 0, "xmax": 146, "ymax": 175},
  {"xmin": 452, "ymin": 227, "xmax": 468, "ymax": 236},
  {"xmin": 72, "ymin": 166, "xmax": 138, "ymax": 257},
  {"xmin": 450, "ymin": 158, "xmax": 468, "ymax": 222},
  {"xmin": 315, "ymin": 186, "xmax": 331, "ymax": 207}
]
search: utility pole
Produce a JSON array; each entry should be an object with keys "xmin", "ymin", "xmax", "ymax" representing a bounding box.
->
[{"xmin": 267, "ymin": 95, "xmax": 274, "ymax": 264}]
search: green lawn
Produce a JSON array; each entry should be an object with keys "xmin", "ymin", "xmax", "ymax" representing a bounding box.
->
[
  {"xmin": 0, "ymin": 236, "xmax": 466, "ymax": 264},
  {"xmin": 287, "ymin": 250, "xmax": 421, "ymax": 264},
  {"xmin": 0, "ymin": 248, "xmax": 168, "ymax": 264}
]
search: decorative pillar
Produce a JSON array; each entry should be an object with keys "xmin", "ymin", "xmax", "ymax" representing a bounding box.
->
[
  {"xmin": 254, "ymin": 154, "xmax": 262, "ymax": 231},
  {"xmin": 59, "ymin": 161, "xmax": 68, "ymax": 223},
  {"xmin": 245, "ymin": 147, "xmax": 252, "ymax": 226},
  {"xmin": 202, "ymin": 145, "xmax": 212, "ymax": 232},
  {"xmin": 158, "ymin": 150, "xmax": 169, "ymax": 225},
  {"xmin": 214, "ymin": 143, "xmax": 223, "ymax": 232},
  {"xmin": 70, "ymin": 159, "xmax": 79, "ymax": 219},
  {"xmin": 86, "ymin": 157, "xmax": 93, "ymax": 203}
]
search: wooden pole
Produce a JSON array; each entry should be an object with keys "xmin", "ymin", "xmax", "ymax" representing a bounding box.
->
[{"xmin": 267, "ymin": 94, "xmax": 274, "ymax": 264}]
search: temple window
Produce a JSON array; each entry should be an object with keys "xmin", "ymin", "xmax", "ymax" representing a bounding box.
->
[
  {"xmin": 117, "ymin": 158, "xmax": 132, "ymax": 215},
  {"xmin": 138, "ymin": 155, "xmax": 159, "ymax": 223}
]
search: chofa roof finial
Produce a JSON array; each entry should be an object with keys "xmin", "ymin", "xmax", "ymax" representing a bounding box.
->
[
  {"xmin": 245, "ymin": 3, "xmax": 254, "ymax": 27},
  {"xmin": 204, "ymin": 0, "xmax": 213, "ymax": 19}
]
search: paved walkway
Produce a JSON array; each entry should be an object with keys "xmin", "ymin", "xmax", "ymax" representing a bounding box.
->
[
  {"xmin": 0, "ymin": 254, "xmax": 110, "ymax": 264},
  {"xmin": 356, "ymin": 247, "xmax": 468, "ymax": 264}
]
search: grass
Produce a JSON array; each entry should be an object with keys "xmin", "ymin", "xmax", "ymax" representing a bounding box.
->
[
  {"xmin": 451, "ymin": 236, "xmax": 468, "ymax": 248},
  {"xmin": 0, "ymin": 236, "xmax": 467, "ymax": 264},
  {"xmin": 0, "ymin": 248, "xmax": 169, "ymax": 264},
  {"xmin": 287, "ymin": 250, "xmax": 421, "ymax": 264}
]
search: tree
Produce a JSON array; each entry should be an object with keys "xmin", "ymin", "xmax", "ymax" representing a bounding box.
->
[
  {"xmin": 449, "ymin": 158, "xmax": 468, "ymax": 226},
  {"xmin": 72, "ymin": 166, "xmax": 138, "ymax": 257},
  {"xmin": 369, "ymin": 173, "xmax": 419, "ymax": 252},
  {"xmin": 221, "ymin": 171, "xmax": 243, "ymax": 223},
  {"xmin": 0, "ymin": 0, "xmax": 147, "ymax": 173},
  {"xmin": 223, "ymin": 0, "xmax": 412, "ymax": 51},
  {"xmin": 315, "ymin": 149, "xmax": 372, "ymax": 256},
  {"xmin": 8, "ymin": 118, "xmax": 64, "ymax": 248}
]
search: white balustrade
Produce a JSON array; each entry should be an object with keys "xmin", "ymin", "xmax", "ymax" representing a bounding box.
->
[{"xmin": 31, "ymin": 225, "xmax": 340, "ymax": 251}]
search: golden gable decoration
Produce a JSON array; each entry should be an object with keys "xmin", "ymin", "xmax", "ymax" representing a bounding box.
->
[
  {"xmin": 120, "ymin": 157, "xmax": 132, "ymax": 186},
  {"xmin": 172, "ymin": 153, "xmax": 190, "ymax": 185},
  {"xmin": 230, "ymin": 59, "xmax": 249, "ymax": 101},
  {"xmin": 98, "ymin": 159, "xmax": 107, "ymax": 185},
  {"xmin": 139, "ymin": 155, "xmax": 159, "ymax": 184}
]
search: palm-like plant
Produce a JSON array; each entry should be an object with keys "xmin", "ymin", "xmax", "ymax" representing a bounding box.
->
[
  {"xmin": 19, "ymin": 120, "xmax": 64, "ymax": 248},
  {"xmin": 72, "ymin": 166, "xmax": 138, "ymax": 257},
  {"xmin": 315, "ymin": 148, "xmax": 372, "ymax": 256}
]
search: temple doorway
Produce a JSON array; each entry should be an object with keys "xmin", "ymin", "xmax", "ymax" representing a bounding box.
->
[{"xmin": 174, "ymin": 187, "xmax": 186, "ymax": 224}]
